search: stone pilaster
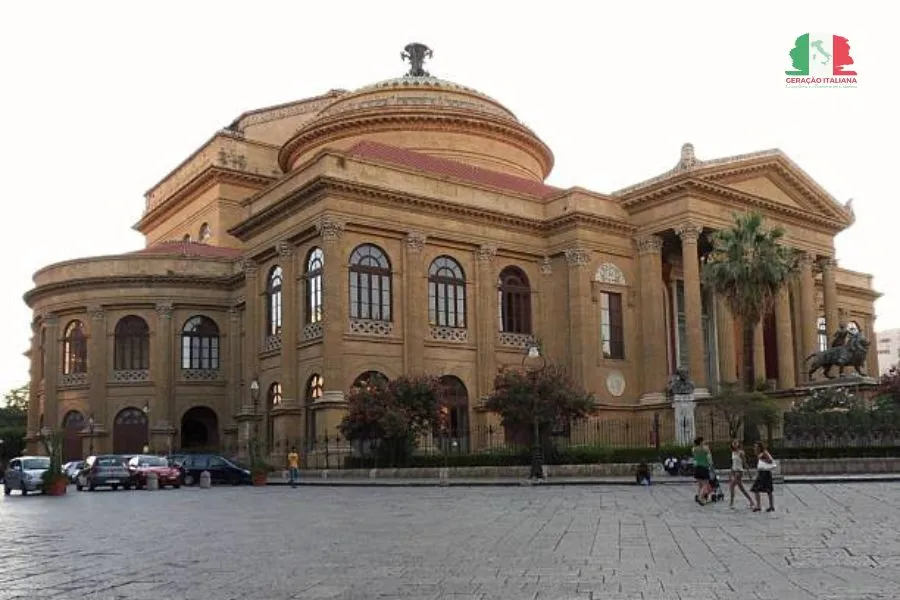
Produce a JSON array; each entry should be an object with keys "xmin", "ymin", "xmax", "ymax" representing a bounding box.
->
[
  {"xmin": 821, "ymin": 258, "xmax": 840, "ymax": 337},
  {"xmin": 277, "ymin": 241, "xmax": 299, "ymax": 407},
  {"xmin": 43, "ymin": 313, "xmax": 60, "ymax": 430},
  {"xmin": 715, "ymin": 297, "xmax": 736, "ymax": 384},
  {"xmin": 675, "ymin": 222, "xmax": 707, "ymax": 392},
  {"xmin": 404, "ymin": 232, "xmax": 427, "ymax": 374},
  {"xmin": 564, "ymin": 246, "xmax": 591, "ymax": 387},
  {"xmin": 241, "ymin": 260, "xmax": 260, "ymax": 410},
  {"xmin": 475, "ymin": 244, "xmax": 498, "ymax": 400},
  {"xmin": 636, "ymin": 235, "xmax": 666, "ymax": 400},
  {"xmin": 87, "ymin": 305, "xmax": 108, "ymax": 429},
  {"xmin": 227, "ymin": 306, "xmax": 241, "ymax": 418},
  {"xmin": 774, "ymin": 288, "xmax": 796, "ymax": 389},
  {"xmin": 753, "ymin": 319, "xmax": 766, "ymax": 387},
  {"xmin": 798, "ymin": 253, "xmax": 817, "ymax": 381},
  {"xmin": 26, "ymin": 319, "xmax": 41, "ymax": 451},
  {"xmin": 153, "ymin": 302, "xmax": 174, "ymax": 438},
  {"xmin": 790, "ymin": 281, "xmax": 805, "ymax": 383}
]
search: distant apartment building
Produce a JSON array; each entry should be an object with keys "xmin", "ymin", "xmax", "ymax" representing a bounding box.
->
[{"xmin": 876, "ymin": 328, "xmax": 900, "ymax": 375}]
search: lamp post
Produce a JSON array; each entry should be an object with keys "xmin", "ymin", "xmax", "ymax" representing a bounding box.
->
[
  {"xmin": 88, "ymin": 415, "xmax": 95, "ymax": 456},
  {"xmin": 142, "ymin": 403, "xmax": 150, "ymax": 453},
  {"xmin": 249, "ymin": 377, "xmax": 261, "ymax": 441},
  {"xmin": 523, "ymin": 342, "xmax": 546, "ymax": 480}
]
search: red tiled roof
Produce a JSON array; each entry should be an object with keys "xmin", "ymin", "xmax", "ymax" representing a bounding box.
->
[
  {"xmin": 345, "ymin": 141, "xmax": 560, "ymax": 199},
  {"xmin": 132, "ymin": 241, "xmax": 243, "ymax": 259}
]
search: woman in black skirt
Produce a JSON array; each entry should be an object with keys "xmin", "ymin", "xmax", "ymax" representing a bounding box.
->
[{"xmin": 751, "ymin": 442, "xmax": 776, "ymax": 512}]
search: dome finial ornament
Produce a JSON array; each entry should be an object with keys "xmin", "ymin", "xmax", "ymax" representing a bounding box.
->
[{"xmin": 401, "ymin": 42, "xmax": 433, "ymax": 77}]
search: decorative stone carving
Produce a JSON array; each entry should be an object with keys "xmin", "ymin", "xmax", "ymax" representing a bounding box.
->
[
  {"xmin": 540, "ymin": 256, "xmax": 552, "ymax": 275},
  {"xmin": 181, "ymin": 369, "xmax": 221, "ymax": 381},
  {"xmin": 606, "ymin": 370, "xmax": 626, "ymax": 397},
  {"xmin": 88, "ymin": 305, "xmax": 105, "ymax": 321},
  {"xmin": 241, "ymin": 259, "xmax": 259, "ymax": 276},
  {"xmin": 406, "ymin": 232, "xmax": 427, "ymax": 253},
  {"xmin": 264, "ymin": 334, "xmax": 283, "ymax": 352},
  {"xmin": 636, "ymin": 235, "xmax": 663, "ymax": 255},
  {"xmin": 401, "ymin": 42, "xmax": 433, "ymax": 77},
  {"xmin": 497, "ymin": 332, "xmax": 534, "ymax": 348},
  {"xmin": 667, "ymin": 367, "xmax": 695, "ymax": 395},
  {"xmin": 316, "ymin": 217, "xmax": 346, "ymax": 242},
  {"xmin": 276, "ymin": 241, "xmax": 295, "ymax": 257},
  {"xmin": 60, "ymin": 372, "xmax": 88, "ymax": 387},
  {"xmin": 429, "ymin": 326, "xmax": 469, "ymax": 343},
  {"xmin": 228, "ymin": 307, "xmax": 240, "ymax": 322},
  {"xmin": 155, "ymin": 303, "xmax": 173, "ymax": 319},
  {"xmin": 42, "ymin": 313, "xmax": 59, "ymax": 326},
  {"xmin": 819, "ymin": 257, "xmax": 837, "ymax": 271},
  {"xmin": 475, "ymin": 244, "xmax": 497, "ymax": 263},
  {"xmin": 349, "ymin": 319, "xmax": 394, "ymax": 337},
  {"xmin": 594, "ymin": 263, "xmax": 626, "ymax": 286},
  {"xmin": 675, "ymin": 222, "xmax": 702, "ymax": 242},
  {"xmin": 674, "ymin": 143, "xmax": 697, "ymax": 172},
  {"xmin": 112, "ymin": 370, "xmax": 151, "ymax": 383},
  {"xmin": 798, "ymin": 252, "xmax": 815, "ymax": 269},
  {"xmin": 302, "ymin": 322, "xmax": 324, "ymax": 341},
  {"xmin": 564, "ymin": 247, "xmax": 591, "ymax": 268}
]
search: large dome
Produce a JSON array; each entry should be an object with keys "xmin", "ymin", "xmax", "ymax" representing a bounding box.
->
[{"xmin": 278, "ymin": 47, "xmax": 554, "ymax": 181}]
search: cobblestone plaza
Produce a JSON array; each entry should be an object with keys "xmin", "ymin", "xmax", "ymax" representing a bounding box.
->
[{"xmin": 1, "ymin": 483, "xmax": 898, "ymax": 599}]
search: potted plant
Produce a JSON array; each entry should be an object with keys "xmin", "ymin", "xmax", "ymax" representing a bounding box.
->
[
  {"xmin": 246, "ymin": 437, "xmax": 268, "ymax": 486},
  {"xmin": 39, "ymin": 429, "xmax": 68, "ymax": 496}
]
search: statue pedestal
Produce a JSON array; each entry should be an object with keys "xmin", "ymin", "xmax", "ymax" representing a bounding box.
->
[{"xmin": 672, "ymin": 393, "xmax": 697, "ymax": 445}]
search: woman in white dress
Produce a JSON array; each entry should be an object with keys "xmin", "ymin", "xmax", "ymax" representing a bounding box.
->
[{"xmin": 729, "ymin": 439, "xmax": 755, "ymax": 509}]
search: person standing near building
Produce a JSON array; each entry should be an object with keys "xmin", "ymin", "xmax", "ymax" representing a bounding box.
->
[
  {"xmin": 692, "ymin": 436, "xmax": 712, "ymax": 505},
  {"xmin": 287, "ymin": 446, "xmax": 300, "ymax": 488},
  {"xmin": 729, "ymin": 439, "xmax": 755, "ymax": 510}
]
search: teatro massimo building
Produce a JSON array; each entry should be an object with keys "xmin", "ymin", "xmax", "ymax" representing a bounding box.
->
[{"xmin": 23, "ymin": 45, "xmax": 880, "ymax": 461}]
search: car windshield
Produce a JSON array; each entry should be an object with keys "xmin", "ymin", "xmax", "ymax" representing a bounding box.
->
[
  {"xmin": 96, "ymin": 456, "xmax": 123, "ymax": 467},
  {"xmin": 135, "ymin": 456, "xmax": 168, "ymax": 467},
  {"xmin": 23, "ymin": 458, "xmax": 51, "ymax": 470}
]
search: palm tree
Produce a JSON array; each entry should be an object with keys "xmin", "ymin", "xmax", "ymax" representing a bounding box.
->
[{"xmin": 702, "ymin": 212, "xmax": 798, "ymax": 393}]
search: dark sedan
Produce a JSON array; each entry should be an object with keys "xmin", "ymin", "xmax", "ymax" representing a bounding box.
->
[{"xmin": 75, "ymin": 455, "xmax": 133, "ymax": 491}]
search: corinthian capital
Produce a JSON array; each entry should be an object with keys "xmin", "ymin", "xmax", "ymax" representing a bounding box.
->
[
  {"xmin": 635, "ymin": 235, "xmax": 663, "ymax": 256},
  {"xmin": 276, "ymin": 241, "xmax": 295, "ymax": 258},
  {"xmin": 87, "ymin": 305, "xmax": 105, "ymax": 322},
  {"xmin": 564, "ymin": 247, "xmax": 591, "ymax": 268},
  {"xmin": 797, "ymin": 252, "xmax": 815, "ymax": 270},
  {"xmin": 675, "ymin": 222, "xmax": 702, "ymax": 243},
  {"xmin": 42, "ymin": 312, "xmax": 59, "ymax": 327},
  {"xmin": 475, "ymin": 244, "xmax": 497, "ymax": 263},
  {"xmin": 155, "ymin": 302, "xmax": 174, "ymax": 319},
  {"xmin": 241, "ymin": 259, "xmax": 259, "ymax": 277},
  {"xmin": 819, "ymin": 257, "xmax": 837, "ymax": 271},
  {"xmin": 405, "ymin": 232, "xmax": 427, "ymax": 253},
  {"xmin": 316, "ymin": 216, "xmax": 346, "ymax": 243}
]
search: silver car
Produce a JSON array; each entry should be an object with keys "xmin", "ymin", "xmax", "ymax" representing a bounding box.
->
[{"xmin": 3, "ymin": 456, "xmax": 51, "ymax": 496}]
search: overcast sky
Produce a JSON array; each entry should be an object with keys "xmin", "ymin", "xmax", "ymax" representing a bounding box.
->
[{"xmin": 0, "ymin": 1, "xmax": 893, "ymax": 398}]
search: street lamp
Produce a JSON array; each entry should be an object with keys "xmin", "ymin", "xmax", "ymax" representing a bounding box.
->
[
  {"xmin": 523, "ymin": 341, "xmax": 547, "ymax": 480},
  {"xmin": 88, "ymin": 415, "xmax": 95, "ymax": 456},
  {"xmin": 142, "ymin": 403, "xmax": 150, "ymax": 453},
  {"xmin": 249, "ymin": 377, "xmax": 261, "ymax": 440}
]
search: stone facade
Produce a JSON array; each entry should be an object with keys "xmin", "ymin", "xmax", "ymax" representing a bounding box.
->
[{"xmin": 23, "ymin": 57, "xmax": 881, "ymax": 459}]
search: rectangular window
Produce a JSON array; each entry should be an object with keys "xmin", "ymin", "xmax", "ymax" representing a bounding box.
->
[{"xmin": 600, "ymin": 292, "xmax": 625, "ymax": 359}]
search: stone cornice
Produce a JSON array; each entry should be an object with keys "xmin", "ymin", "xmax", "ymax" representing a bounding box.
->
[
  {"xmin": 278, "ymin": 108, "xmax": 554, "ymax": 178},
  {"xmin": 620, "ymin": 177, "xmax": 849, "ymax": 234},
  {"xmin": 24, "ymin": 275, "xmax": 238, "ymax": 307}
]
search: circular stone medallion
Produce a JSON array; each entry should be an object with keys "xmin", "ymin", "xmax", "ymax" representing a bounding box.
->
[{"xmin": 606, "ymin": 370, "xmax": 626, "ymax": 397}]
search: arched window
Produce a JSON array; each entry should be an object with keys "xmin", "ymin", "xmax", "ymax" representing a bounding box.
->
[
  {"xmin": 351, "ymin": 371, "xmax": 389, "ymax": 391},
  {"xmin": 498, "ymin": 266, "xmax": 532, "ymax": 334},
  {"xmin": 199, "ymin": 223, "xmax": 211, "ymax": 242},
  {"xmin": 181, "ymin": 316, "xmax": 220, "ymax": 370},
  {"xmin": 305, "ymin": 374, "xmax": 324, "ymax": 447},
  {"xmin": 269, "ymin": 382, "xmax": 283, "ymax": 408},
  {"xmin": 267, "ymin": 265, "xmax": 283, "ymax": 336},
  {"xmin": 429, "ymin": 256, "xmax": 466, "ymax": 328},
  {"xmin": 439, "ymin": 375, "xmax": 469, "ymax": 442},
  {"xmin": 817, "ymin": 317, "xmax": 828, "ymax": 351},
  {"xmin": 267, "ymin": 382, "xmax": 282, "ymax": 453},
  {"xmin": 306, "ymin": 247, "xmax": 324, "ymax": 324},
  {"xmin": 349, "ymin": 244, "xmax": 392, "ymax": 321},
  {"xmin": 182, "ymin": 233, "xmax": 191, "ymax": 242},
  {"xmin": 62, "ymin": 320, "xmax": 87, "ymax": 374},
  {"xmin": 307, "ymin": 374, "xmax": 324, "ymax": 402},
  {"xmin": 114, "ymin": 316, "xmax": 150, "ymax": 371}
]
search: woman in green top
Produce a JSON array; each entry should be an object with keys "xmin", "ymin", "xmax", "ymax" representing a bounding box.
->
[{"xmin": 692, "ymin": 436, "xmax": 712, "ymax": 505}]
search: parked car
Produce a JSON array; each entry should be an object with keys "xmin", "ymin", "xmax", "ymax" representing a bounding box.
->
[
  {"xmin": 64, "ymin": 461, "xmax": 85, "ymax": 483},
  {"xmin": 3, "ymin": 456, "xmax": 52, "ymax": 495},
  {"xmin": 171, "ymin": 454, "xmax": 252, "ymax": 486},
  {"xmin": 75, "ymin": 455, "xmax": 133, "ymax": 491},
  {"xmin": 127, "ymin": 455, "xmax": 182, "ymax": 489}
]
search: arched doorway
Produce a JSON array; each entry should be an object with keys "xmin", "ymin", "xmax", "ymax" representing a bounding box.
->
[
  {"xmin": 439, "ymin": 376, "xmax": 469, "ymax": 453},
  {"xmin": 62, "ymin": 410, "xmax": 85, "ymax": 461},
  {"xmin": 181, "ymin": 407, "xmax": 219, "ymax": 451},
  {"xmin": 113, "ymin": 407, "xmax": 148, "ymax": 455}
]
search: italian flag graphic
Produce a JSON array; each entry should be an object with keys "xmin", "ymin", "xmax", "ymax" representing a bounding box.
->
[{"xmin": 785, "ymin": 33, "xmax": 857, "ymax": 77}]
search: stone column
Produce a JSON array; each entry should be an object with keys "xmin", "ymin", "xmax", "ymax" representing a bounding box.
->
[
  {"xmin": 715, "ymin": 297, "xmax": 736, "ymax": 384},
  {"xmin": 821, "ymin": 258, "xmax": 840, "ymax": 335},
  {"xmin": 636, "ymin": 235, "xmax": 667, "ymax": 401},
  {"xmin": 864, "ymin": 317, "xmax": 878, "ymax": 377},
  {"xmin": 774, "ymin": 289, "xmax": 796, "ymax": 389},
  {"xmin": 564, "ymin": 247, "xmax": 591, "ymax": 387},
  {"xmin": 790, "ymin": 281, "xmax": 804, "ymax": 382},
  {"xmin": 277, "ymin": 241, "xmax": 299, "ymax": 407},
  {"xmin": 672, "ymin": 393, "xmax": 697, "ymax": 445},
  {"xmin": 675, "ymin": 222, "xmax": 707, "ymax": 393},
  {"xmin": 43, "ymin": 313, "xmax": 60, "ymax": 432},
  {"xmin": 87, "ymin": 305, "xmax": 108, "ymax": 434},
  {"xmin": 798, "ymin": 253, "xmax": 818, "ymax": 381},
  {"xmin": 753, "ymin": 320, "xmax": 766, "ymax": 387},
  {"xmin": 241, "ymin": 260, "xmax": 260, "ymax": 401},
  {"xmin": 152, "ymin": 302, "xmax": 175, "ymax": 452},
  {"xmin": 404, "ymin": 232, "xmax": 427, "ymax": 374},
  {"xmin": 475, "ymin": 245, "xmax": 498, "ymax": 400},
  {"xmin": 315, "ymin": 216, "xmax": 349, "ymax": 439},
  {"xmin": 26, "ymin": 319, "xmax": 41, "ymax": 451}
]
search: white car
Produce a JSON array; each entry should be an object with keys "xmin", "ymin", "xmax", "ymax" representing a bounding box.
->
[{"xmin": 3, "ymin": 456, "xmax": 51, "ymax": 495}]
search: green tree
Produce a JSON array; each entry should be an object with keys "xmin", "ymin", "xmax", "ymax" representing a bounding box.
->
[
  {"xmin": 702, "ymin": 212, "xmax": 798, "ymax": 393},
  {"xmin": 708, "ymin": 382, "xmax": 780, "ymax": 442},
  {"xmin": 0, "ymin": 385, "xmax": 28, "ymax": 463},
  {"xmin": 3, "ymin": 384, "xmax": 28, "ymax": 411},
  {"xmin": 485, "ymin": 364, "xmax": 597, "ymax": 447}
]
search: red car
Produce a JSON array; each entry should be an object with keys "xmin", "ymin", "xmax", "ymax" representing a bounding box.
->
[{"xmin": 127, "ymin": 455, "xmax": 182, "ymax": 489}]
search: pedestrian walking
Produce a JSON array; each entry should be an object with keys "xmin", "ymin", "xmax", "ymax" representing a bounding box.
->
[
  {"xmin": 692, "ymin": 436, "xmax": 712, "ymax": 505},
  {"xmin": 728, "ymin": 439, "xmax": 755, "ymax": 510},
  {"xmin": 751, "ymin": 442, "xmax": 776, "ymax": 512},
  {"xmin": 287, "ymin": 446, "xmax": 300, "ymax": 488}
]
